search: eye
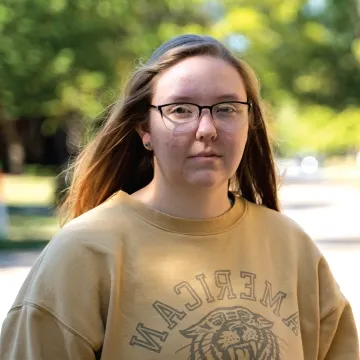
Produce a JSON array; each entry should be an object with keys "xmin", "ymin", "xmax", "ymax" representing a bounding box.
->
[
  {"xmin": 169, "ymin": 105, "xmax": 193, "ymax": 114},
  {"xmin": 215, "ymin": 104, "xmax": 237, "ymax": 114}
]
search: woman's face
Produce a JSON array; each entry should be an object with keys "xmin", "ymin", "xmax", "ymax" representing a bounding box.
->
[{"xmin": 142, "ymin": 55, "xmax": 249, "ymax": 190}]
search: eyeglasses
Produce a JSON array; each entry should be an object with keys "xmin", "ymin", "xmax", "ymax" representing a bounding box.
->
[{"xmin": 149, "ymin": 101, "xmax": 252, "ymax": 133}]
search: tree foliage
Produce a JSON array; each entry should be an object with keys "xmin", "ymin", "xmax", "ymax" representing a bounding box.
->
[
  {"xmin": 1, "ymin": 0, "xmax": 359, "ymax": 154},
  {"xmin": 0, "ymin": 0, "xmax": 207, "ymax": 124},
  {"xmin": 210, "ymin": 0, "xmax": 360, "ymax": 154}
]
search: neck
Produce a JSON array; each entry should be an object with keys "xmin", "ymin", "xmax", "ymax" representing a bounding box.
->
[{"xmin": 132, "ymin": 180, "xmax": 231, "ymax": 219}]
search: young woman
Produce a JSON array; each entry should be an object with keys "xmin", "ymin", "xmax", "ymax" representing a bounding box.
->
[{"xmin": 1, "ymin": 34, "xmax": 358, "ymax": 359}]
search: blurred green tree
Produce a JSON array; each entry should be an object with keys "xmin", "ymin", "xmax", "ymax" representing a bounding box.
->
[
  {"xmin": 212, "ymin": 0, "xmax": 360, "ymax": 155},
  {"xmin": 0, "ymin": 0, "xmax": 208, "ymax": 171},
  {"xmin": 1, "ymin": 0, "xmax": 360, "ymax": 161}
]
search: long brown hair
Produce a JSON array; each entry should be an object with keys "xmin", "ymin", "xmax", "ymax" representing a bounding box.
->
[{"xmin": 58, "ymin": 34, "xmax": 280, "ymax": 225}]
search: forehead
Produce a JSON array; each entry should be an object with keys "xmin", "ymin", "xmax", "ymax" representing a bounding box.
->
[{"xmin": 152, "ymin": 55, "xmax": 247, "ymax": 104}]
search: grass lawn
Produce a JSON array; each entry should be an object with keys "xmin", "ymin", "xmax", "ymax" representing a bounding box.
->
[
  {"xmin": 2, "ymin": 174, "xmax": 56, "ymax": 206},
  {"xmin": 9, "ymin": 215, "xmax": 60, "ymax": 241},
  {"xmin": 1, "ymin": 175, "xmax": 59, "ymax": 242}
]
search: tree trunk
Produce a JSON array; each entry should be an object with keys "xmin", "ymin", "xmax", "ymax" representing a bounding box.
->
[{"xmin": 0, "ymin": 103, "xmax": 25, "ymax": 174}]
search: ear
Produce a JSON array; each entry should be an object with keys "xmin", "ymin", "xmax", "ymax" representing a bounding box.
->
[{"xmin": 136, "ymin": 123, "xmax": 152, "ymax": 148}]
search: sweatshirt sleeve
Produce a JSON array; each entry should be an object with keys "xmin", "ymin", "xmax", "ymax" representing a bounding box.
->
[
  {"xmin": 317, "ymin": 257, "xmax": 360, "ymax": 359},
  {"xmin": 0, "ymin": 303, "xmax": 96, "ymax": 360},
  {"xmin": 0, "ymin": 221, "xmax": 115, "ymax": 360}
]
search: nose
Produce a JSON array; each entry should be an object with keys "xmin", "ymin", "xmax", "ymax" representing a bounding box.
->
[{"xmin": 195, "ymin": 109, "xmax": 217, "ymax": 141}]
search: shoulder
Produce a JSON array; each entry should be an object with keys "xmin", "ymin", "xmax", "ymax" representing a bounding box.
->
[
  {"xmin": 5, "ymin": 200, "xmax": 129, "ymax": 350},
  {"xmin": 12, "ymin": 196, "xmax": 133, "ymax": 305},
  {"xmin": 53, "ymin": 192, "xmax": 135, "ymax": 252},
  {"xmin": 244, "ymin": 199, "xmax": 322, "ymax": 261},
  {"xmin": 9, "ymin": 197, "xmax": 131, "ymax": 320},
  {"xmin": 244, "ymin": 201, "xmax": 344, "ymax": 313},
  {"xmin": 245, "ymin": 199, "xmax": 309, "ymax": 236}
]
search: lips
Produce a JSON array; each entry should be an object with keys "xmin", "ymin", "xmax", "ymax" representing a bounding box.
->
[{"xmin": 190, "ymin": 152, "xmax": 221, "ymax": 158}]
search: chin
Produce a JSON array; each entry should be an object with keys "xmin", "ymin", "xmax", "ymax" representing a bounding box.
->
[{"xmin": 186, "ymin": 173, "xmax": 225, "ymax": 189}]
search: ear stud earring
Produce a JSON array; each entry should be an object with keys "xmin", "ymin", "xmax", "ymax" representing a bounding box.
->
[{"xmin": 144, "ymin": 142, "xmax": 152, "ymax": 150}]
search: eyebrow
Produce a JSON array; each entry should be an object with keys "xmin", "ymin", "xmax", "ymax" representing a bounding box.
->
[
  {"xmin": 215, "ymin": 93, "xmax": 243, "ymax": 102},
  {"xmin": 163, "ymin": 93, "xmax": 244, "ymax": 103}
]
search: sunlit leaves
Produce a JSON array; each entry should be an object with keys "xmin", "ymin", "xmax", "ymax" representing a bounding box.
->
[
  {"xmin": 351, "ymin": 38, "xmax": 360, "ymax": 64},
  {"xmin": 49, "ymin": 0, "xmax": 67, "ymax": 13},
  {"xmin": 212, "ymin": 7, "xmax": 268, "ymax": 39},
  {"xmin": 49, "ymin": 49, "xmax": 74, "ymax": 75},
  {"xmin": 0, "ymin": 0, "xmax": 208, "ymax": 126},
  {"xmin": 0, "ymin": 4, "xmax": 14, "ymax": 30},
  {"xmin": 303, "ymin": 22, "xmax": 331, "ymax": 44},
  {"xmin": 270, "ymin": 2, "xmax": 299, "ymax": 24},
  {"xmin": 217, "ymin": 0, "xmax": 360, "ymax": 154},
  {"xmin": 275, "ymin": 102, "xmax": 360, "ymax": 153}
]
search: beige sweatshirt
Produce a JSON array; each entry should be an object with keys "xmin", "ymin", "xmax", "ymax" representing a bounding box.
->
[{"xmin": 0, "ymin": 191, "xmax": 359, "ymax": 359}]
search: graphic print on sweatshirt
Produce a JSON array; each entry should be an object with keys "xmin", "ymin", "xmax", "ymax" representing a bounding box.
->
[
  {"xmin": 129, "ymin": 270, "xmax": 299, "ymax": 359},
  {"xmin": 177, "ymin": 306, "xmax": 284, "ymax": 360}
]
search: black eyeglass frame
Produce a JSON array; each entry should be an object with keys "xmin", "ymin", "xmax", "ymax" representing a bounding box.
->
[{"xmin": 149, "ymin": 101, "xmax": 252, "ymax": 120}]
